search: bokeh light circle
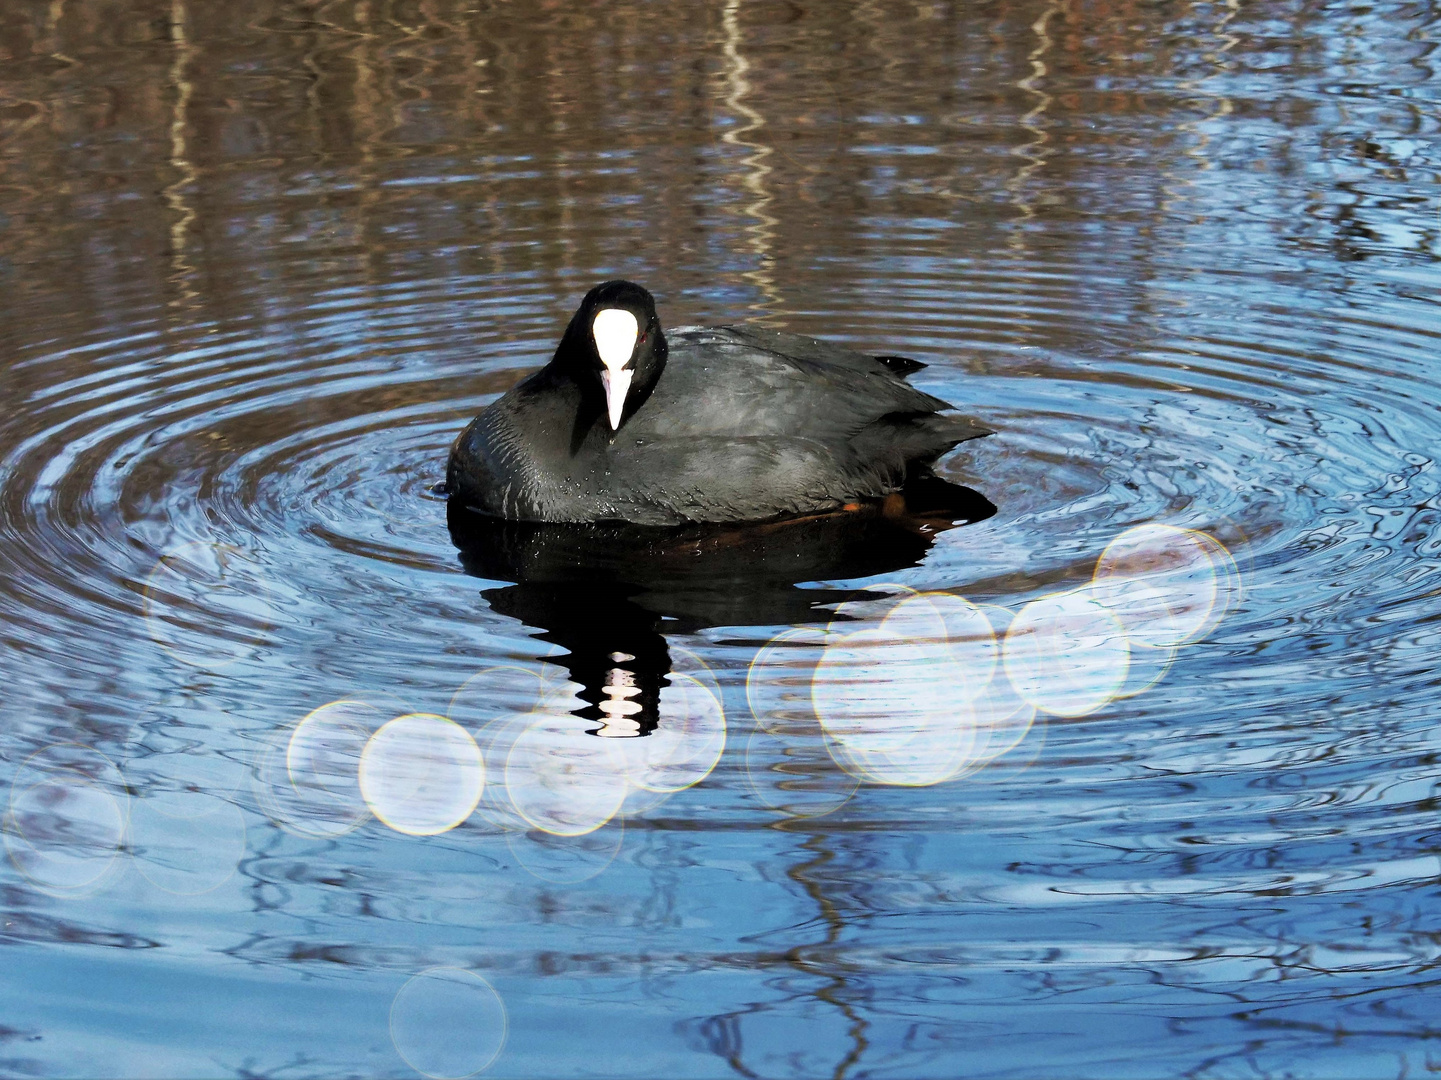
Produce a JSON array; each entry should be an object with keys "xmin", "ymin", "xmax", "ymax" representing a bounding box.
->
[
  {"xmin": 618, "ymin": 783, "xmax": 674, "ymax": 819},
  {"xmin": 8, "ymin": 777, "xmax": 125, "ymax": 890},
  {"xmin": 263, "ymin": 698, "xmax": 380, "ymax": 836},
  {"xmin": 1092, "ymin": 524, "xmax": 1227, "ymax": 648},
  {"xmin": 739, "ymin": 528, "xmax": 1235, "ymax": 789},
  {"xmin": 289, "ymin": 700, "xmax": 379, "ymax": 795},
  {"xmin": 359, "ymin": 715, "xmax": 484, "ymax": 836},
  {"xmin": 746, "ymin": 627, "xmax": 827, "ymax": 734},
  {"xmin": 6, "ymin": 744, "xmax": 128, "ymax": 891},
  {"xmin": 1003, "ymin": 589, "xmax": 1130, "ymax": 718},
  {"xmin": 620, "ymin": 674, "xmax": 726, "ymax": 793},
  {"xmin": 669, "ymin": 646, "xmax": 725, "ymax": 708},
  {"xmin": 507, "ymin": 823, "xmax": 625, "ymax": 884},
  {"xmin": 449, "ymin": 664, "xmax": 579, "ymax": 732},
  {"xmin": 893, "ymin": 591, "xmax": 997, "ymax": 700},
  {"xmin": 1190, "ymin": 531, "xmax": 1243, "ymax": 638},
  {"xmin": 814, "ymin": 598, "xmax": 979, "ymax": 785},
  {"xmin": 1114, "ymin": 641, "xmax": 1178, "ymax": 699},
  {"xmin": 745, "ymin": 724, "xmax": 859, "ymax": 817},
  {"xmin": 390, "ymin": 967, "xmax": 507, "ymax": 1079},
  {"xmin": 967, "ymin": 608, "xmax": 1040, "ymax": 764},
  {"xmin": 504, "ymin": 711, "xmax": 627, "ymax": 836}
]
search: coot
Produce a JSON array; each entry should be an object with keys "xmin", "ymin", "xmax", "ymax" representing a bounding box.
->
[{"xmin": 446, "ymin": 280, "xmax": 989, "ymax": 526}]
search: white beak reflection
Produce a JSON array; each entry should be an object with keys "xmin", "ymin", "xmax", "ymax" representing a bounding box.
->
[
  {"xmin": 611, "ymin": 674, "xmax": 726, "ymax": 794},
  {"xmin": 596, "ymin": 663, "xmax": 644, "ymax": 738},
  {"xmin": 502, "ymin": 663, "xmax": 726, "ymax": 836}
]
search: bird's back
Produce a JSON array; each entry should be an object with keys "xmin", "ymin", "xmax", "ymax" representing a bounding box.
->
[{"xmin": 639, "ymin": 326, "xmax": 949, "ymax": 439}]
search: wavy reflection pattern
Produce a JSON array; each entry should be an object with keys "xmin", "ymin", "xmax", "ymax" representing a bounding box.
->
[
  {"xmin": 241, "ymin": 524, "xmax": 1235, "ymax": 869},
  {"xmin": 6, "ymin": 516, "xmax": 1235, "ymax": 1076},
  {"xmin": 752, "ymin": 524, "xmax": 1238, "ymax": 793},
  {"xmin": 4, "ymin": 742, "xmax": 246, "ymax": 897},
  {"xmin": 9, "ymin": 525, "xmax": 1235, "ymax": 935},
  {"xmin": 247, "ymin": 655, "xmax": 728, "ymax": 868}
]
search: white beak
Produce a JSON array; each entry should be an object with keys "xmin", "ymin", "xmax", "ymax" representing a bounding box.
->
[
  {"xmin": 601, "ymin": 367, "xmax": 633, "ymax": 432},
  {"xmin": 592, "ymin": 308, "xmax": 639, "ymax": 432}
]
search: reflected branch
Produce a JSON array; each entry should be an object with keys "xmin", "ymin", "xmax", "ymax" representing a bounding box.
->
[
  {"xmin": 721, "ymin": 0, "xmax": 781, "ymax": 319},
  {"xmin": 779, "ymin": 824, "xmax": 871, "ymax": 1080},
  {"xmin": 1007, "ymin": 0, "xmax": 1065, "ymax": 225},
  {"xmin": 45, "ymin": 0, "xmax": 78, "ymax": 68},
  {"xmin": 164, "ymin": 0, "xmax": 200, "ymax": 311},
  {"xmin": 1168, "ymin": 0, "xmax": 1241, "ymax": 210}
]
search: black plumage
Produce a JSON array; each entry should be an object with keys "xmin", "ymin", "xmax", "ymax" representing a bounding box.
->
[{"xmin": 446, "ymin": 281, "xmax": 989, "ymax": 526}]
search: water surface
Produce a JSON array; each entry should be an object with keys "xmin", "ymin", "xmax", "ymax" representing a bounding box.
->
[{"xmin": 2, "ymin": 1, "xmax": 1440, "ymax": 1076}]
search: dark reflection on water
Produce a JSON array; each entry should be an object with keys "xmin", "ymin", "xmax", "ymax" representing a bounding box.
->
[
  {"xmin": 449, "ymin": 479, "xmax": 995, "ymax": 731},
  {"xmin": 2, "ymin": 0, "xmax": 1440, "ymax": 1076}
]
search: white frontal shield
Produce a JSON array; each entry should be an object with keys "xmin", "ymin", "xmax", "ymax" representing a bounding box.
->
[{"xmin": 593, "ymin": 308, "xmax": 639, "ymax": 431}]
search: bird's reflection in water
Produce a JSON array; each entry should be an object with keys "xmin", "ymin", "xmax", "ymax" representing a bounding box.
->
[{"xmin": 447, "ymin": 477, "xmax": 998, "ymax": 735}]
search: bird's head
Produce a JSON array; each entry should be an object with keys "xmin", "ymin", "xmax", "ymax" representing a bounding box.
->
[{"xmin": 559, "ymin": 280, "xmax": 667, "ymax": 432}]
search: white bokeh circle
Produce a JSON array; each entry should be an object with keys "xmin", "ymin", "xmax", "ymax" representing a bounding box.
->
[{"xmin": 359, "ymin": 715, "xmax": 484, "ymax": 837}]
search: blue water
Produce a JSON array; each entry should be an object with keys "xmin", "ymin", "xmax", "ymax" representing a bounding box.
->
[{"xmin": 1, "ymin": 1, "xmax": 1439, "ymax": 1076}]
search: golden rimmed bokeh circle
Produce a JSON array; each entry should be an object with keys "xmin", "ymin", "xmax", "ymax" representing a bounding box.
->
[
  {"xmin": 1091, "ymin": 524, "xmax": 1231, "ymax": 648},
  {"xmin": 1003, "ymin": 588, "xmax": 1130, "ymax": 718},
  {"xmin": 746, "ymin": 626, "xmax": 827, "ymax": 735},
  {"xmin": 359, "ymin": 714, "xmax": 485, "ymax": 837},
  {"xmin": 813, "ymin": 593, "xmax": 986, "ymax": 786}
]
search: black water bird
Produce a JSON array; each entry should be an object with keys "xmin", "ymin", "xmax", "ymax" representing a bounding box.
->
[{"xmin": 446, "ymin": 281, "xmax": 990, "ymax": 525}]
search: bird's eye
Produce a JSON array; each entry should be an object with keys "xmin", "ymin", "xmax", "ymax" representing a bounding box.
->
[{"xmin": 638, "ymin": 333, "xmax": 647, "ymax": 344}]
